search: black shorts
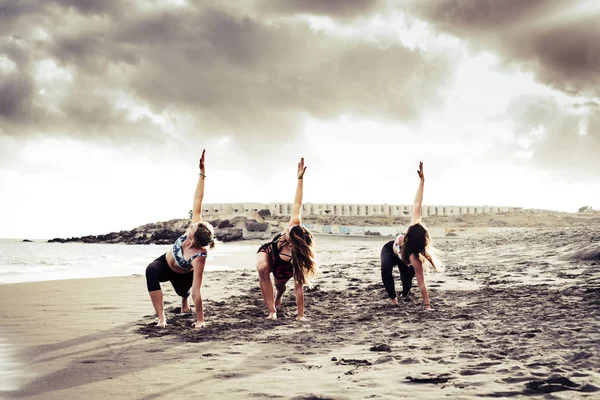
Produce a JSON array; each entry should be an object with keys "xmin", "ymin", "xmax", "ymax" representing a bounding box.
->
[{"xmin": 145, "ymin": 253, "xmax": 194, "ymax": 297}]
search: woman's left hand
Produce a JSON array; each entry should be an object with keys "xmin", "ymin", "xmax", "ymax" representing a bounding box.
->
[
  {"xmin": 297, "ymin": 157, "xmax": 306, "ymax": 179},
  {"xmin": 199, "ymin": 149, "xmax": 206, "ymax": 173},
  {"xmin": 417, "ymin": 161, "xmax": 424, "ymax": 180}
]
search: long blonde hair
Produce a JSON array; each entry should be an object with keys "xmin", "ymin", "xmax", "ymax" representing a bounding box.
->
[{"xmin": 280, "ymin": 225, "xmax": 319, "ymax": 286}]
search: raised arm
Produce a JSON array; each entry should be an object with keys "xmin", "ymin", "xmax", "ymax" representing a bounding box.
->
[
  {"xmin": 191, "ymin": 150, "xmax": 206, "ymax": 224},
  {"xmin": 289, "ymin": 157, "xmax": 306, "ymax": 227},
  {"xmin": 410, "ymin": 161, "xmax": 424, "ymax": 225}
]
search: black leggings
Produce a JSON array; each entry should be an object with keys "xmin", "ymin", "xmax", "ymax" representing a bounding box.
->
[
  {"xmin": 380, "ymin": 240, "xmax": 415, "ymax": 299},
  {"xmin": 145, "ymin": 254, "xmax": 193, "ymax": 298}
]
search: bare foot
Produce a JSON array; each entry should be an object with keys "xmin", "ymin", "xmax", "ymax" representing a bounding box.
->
[
  {"xmin": 156, "ymin": 315, "xmax": 167, "ymax": 328},
  {"xmin": 192, "ymin": 321, "xmax": 205, "ymax": 329},
  {"xmin": 390, "ymin": 298, "xmax": 399, "ymax": 306},
  {"xmin": 181, "ymin": 297, "xmax": 190, "ymax": 313},
  {"xmin": 266, "ymin": 312, "xmax": 277, "ymax": 320}
]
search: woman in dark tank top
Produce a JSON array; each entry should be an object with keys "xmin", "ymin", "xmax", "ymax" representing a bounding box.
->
[{"xmin": 256, "ymin": 158, "xmax": 319, "ymax": 321}]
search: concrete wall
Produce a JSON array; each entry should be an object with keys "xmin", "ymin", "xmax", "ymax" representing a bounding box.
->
[
  {"xmin": 201, "ymin": 202, "xmax": 519, "ymax": 219},
  {"xmin": 302, "ymin": 223, "xmax": 447, "ymax": 238}
]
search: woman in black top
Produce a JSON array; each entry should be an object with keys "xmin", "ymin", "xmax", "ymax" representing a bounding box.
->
[
  {"xmin": 380, "ymin": 162, "xmax": 442, "ymax": 310},
  {"xmin": 256, "ymin": 158, "xmax": 319, "ymax": 320}
]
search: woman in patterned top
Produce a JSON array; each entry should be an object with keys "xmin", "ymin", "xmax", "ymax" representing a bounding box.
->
[
  {"xmin": 145, "ymin": 150, "xmax": 215, "ymax": 328},
  {"xmin": 256, "ymin": 158, "xmax": 319, "ymax": 321}
]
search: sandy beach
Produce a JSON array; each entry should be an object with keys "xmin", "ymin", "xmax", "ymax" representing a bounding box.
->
[{"xmin": 1, "ymin": 229, "xmax": 599, "ymax": 399}]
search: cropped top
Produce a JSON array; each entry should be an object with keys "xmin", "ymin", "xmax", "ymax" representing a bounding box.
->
[
  {"xmin": 393, "ymin": 234, "xmax": 406, "ymax": 262},
  {"xmin": 271, "ymin": 233, "xmax": 292, "ymax": 264},
  {"xmin": 172, "ymin": 235, "xmax": 207, "ymax": 270}
]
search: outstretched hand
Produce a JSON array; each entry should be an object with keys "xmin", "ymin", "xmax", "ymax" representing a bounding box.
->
[
  {"xmin": 297, "ymin": 157, "xmax": 307, "ymax": 179},
  {"xmin": 199, "ymin": 149, "xmax": 206, "ymax": 173},
  {"xmin": 417, "ymin": 161, "xmax": 424, "ymax": 180}
]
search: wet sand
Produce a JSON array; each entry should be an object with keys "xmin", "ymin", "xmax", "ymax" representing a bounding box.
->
[{"xmin": 1, "ymin": 229, "xmax": 599, "ymax": 399}]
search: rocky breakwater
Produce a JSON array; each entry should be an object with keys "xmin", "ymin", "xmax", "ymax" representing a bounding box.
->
[
  {"xmin": 48, "ymin": 217, "xmax": 273, "ymax": 244},
  {"xmin": 210, "ymin": 217, "xmax": 273, "ymax": 242}
]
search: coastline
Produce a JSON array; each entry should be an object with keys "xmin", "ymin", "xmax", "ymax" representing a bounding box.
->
[{"xmin": 33, "ymin": 209, "xmax": 600, "ymax": 246}]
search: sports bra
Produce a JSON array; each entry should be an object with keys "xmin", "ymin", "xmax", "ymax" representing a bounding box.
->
[
  {"xmin": 271, "ymin": 233, "xmax": 292, "ymax": 264},
  {"xmin": 394, "ymin": 234, "xmax": 406, "ymax": 262},
  {"xmin": 172, "ymin": 235, "xmax": 207, "ymax": 270}
]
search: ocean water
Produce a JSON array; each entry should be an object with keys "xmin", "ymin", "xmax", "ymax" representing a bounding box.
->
[{"xmin": 0, "ymin": 239, "xmax": 261, "ymax": 285}]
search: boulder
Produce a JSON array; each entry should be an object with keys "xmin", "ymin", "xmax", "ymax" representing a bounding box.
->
[{"xmin": 215, "ymin": 228, "xmax": 244, "ymax": 242}]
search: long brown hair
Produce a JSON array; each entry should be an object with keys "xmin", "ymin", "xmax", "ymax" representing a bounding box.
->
[
  {"xmin": 401, "ymin": 223, "xmax": 442, "ymax": 272},
  {"xmin": 280, "ymin": 225, "xmax": 319, "ymax": 286}
]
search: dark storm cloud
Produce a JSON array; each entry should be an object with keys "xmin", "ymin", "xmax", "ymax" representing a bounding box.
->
[
  {"xmin": 410, "ymin": 0, "xmax": 600, "ymax": 97},
  {"xmin": 113, "ymin": 8, "xmax": 450, "ymax": 139},
  {"xmin": 0, "ymin": 1, "xmax": 37, "ymax": 22},
  {"xmin": 0, "ymin": 72, "xmax": 35, "ymax": 123},
  {"xmin": 0, "ymin": 0, "xmax": 455, "ymax": 144},
  {"xmin": 51, "ymin": 0, "xmax": 125, "ymax": 16},
  {"xmin": 251, "ymin": 0, "xmax": 384, "ymax": 18},
  {"xmin": 0, "ymin": 34, "xmax": 42, "ymax": 129}
]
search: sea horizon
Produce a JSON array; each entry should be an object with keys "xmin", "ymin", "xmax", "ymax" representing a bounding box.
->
[{"xmin": 0, "ymin": 239, "xmax": 260, "ymax": 285}]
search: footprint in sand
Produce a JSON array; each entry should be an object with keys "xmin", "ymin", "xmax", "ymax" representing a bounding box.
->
[
  {"xmin": 525, "ymin": 376, "xmax": 599, "ymax": 394},
  {"xmin": 406, "ymin": 375, "xmax": 452, "ymax": 384},
  {"xmin": 335, "ymin": 358, "xmax": 372, "ymax": 366},
  {"xmin": 369, "ymin": 344, "xmax": 391, "ymax": 352}
]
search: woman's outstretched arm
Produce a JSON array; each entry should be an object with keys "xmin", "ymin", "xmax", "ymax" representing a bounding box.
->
[
  {"xmin": 294, "ymin": 280, "xmax": 305, "ymax": 320},
  {"xmin": 191, "ymin": 256, "xmax": 206, "ymax": 328},
  {"xmin": 289, "ymin": 157, "xmax": 306, "ymax": 227},
  {"xmin": 411, "ymin": 161, "xmax": 424, "ymax": 225},
  {"xmin": 410, "ymin": 254, "xmax": 431, "ymax": 310},
  {"xmin": 191, "ymin": 150, "xmax": 206, "ymax": 224}
]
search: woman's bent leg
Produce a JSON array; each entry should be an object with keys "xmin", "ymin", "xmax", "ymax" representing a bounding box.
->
[
  {"xmin": 257, "ymin": 252, "xmax": 277, "ymax": 319},
  {"xmin": 149, "ymin": 291, "xmax": 166, "ymax": 327},
  {"xmin": 380, "ymin": 242, "xmax": 399, "ymax": 301},
  {"xmin": 399, "ymin": 263, "xmax": 415, "ymax": 298},
  {"xmin": 274, "ymin": 278, "xmax": 290, "ymax": 308},
  {"xmin": 170, "ymin": 272, "xmax": 194, "ymax": 313},
  {"xmin": 146, "ymin": 254, "xmax": 170, "ymax": 327}
]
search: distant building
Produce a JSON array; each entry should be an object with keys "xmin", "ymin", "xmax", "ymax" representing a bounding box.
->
[{"xmin": 201, "ymin": 203, "xmax": 518, "ymax": 219}]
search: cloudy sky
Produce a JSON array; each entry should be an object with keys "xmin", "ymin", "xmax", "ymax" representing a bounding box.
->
[{"xmin": 1, "ymin": 0, "xmax": 599, "ymax": 239}]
